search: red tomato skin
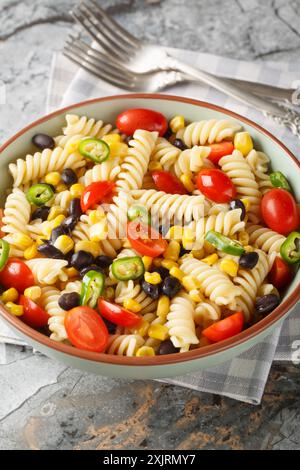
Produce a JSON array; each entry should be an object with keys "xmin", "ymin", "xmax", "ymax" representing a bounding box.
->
[
  {"xmin": 0, "ymin": 259, "xmax": 34, "ymax": 293},
  {"xmin": 116, "ymin": 108, "xmax": 168, "ymax": 137},
  {"xmin": 151, "ymin": 170, "xmax": 187, "ymax": 194},
  {"xmin": 81, "ymin": 181, "xmax": 115, "ymax": 212},
  {"xmin": 127, "ymin": 221, "xmax": 168, "ymax": 257},
  {"xmin": 208, "ymin": 142, "xmax": 234, "ymax": 165},
  {"xmin": 65, "ymin": 306, "xmax": 108, "ymax": 352},
  {"xmin": 19, "ymin": 296, "xmax": 49, "ymax": 328},
  {"xmin": 269, "ymin": 256, "xmax": 293, "ymax": 289},
  {"xmin": 202, "ymin": 312, "xmax": 244, "ymax": 342},
  {"xmin": 196, "ymin": 169, "xmax": 236, "ymax": 203},
  {"xmin": 98, "ymin": 298, "xmax": 141, "ymax": 328},
  {"xmin": 261, "ymin": 188, "xmax": 299, "ymax": 235}
]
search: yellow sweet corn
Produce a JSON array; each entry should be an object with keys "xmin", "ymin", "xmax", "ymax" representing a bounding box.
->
[
  {"xmin": 166, "ymin": 225, "xmax": 183, "ymax": 240},
  {"xmin": 44, "ymin": 172, "xmax": 61, "ymax": 186},
  {"xmin": 161, "ymin": 259, "xmax": 178, "ymax": 270},
  {"xmin": 136, "ymin": 346, "xmax": 155, "ymax": 357},
  {"xmin": 70, "ymin": 183, "xmax": 84, "ymax": 198},
  {"xmin": 23, "ymin": 286, "xmax": 42, "ymax": 301},
  {"xmin": 201, "ymin": 253, "xmax": 218, "ymax": 265},
  {"xmin": 131, "ymin": 319, "xmax": 150, "ymax": 336},
  {"xmin": 157, "ymin": 295, "xmax": 170, "ymax": 321},
  {"xmin": 123, "ymin": 298, "xmax": 142, "ymax": 313},
  {"xmin": 163, "ymin": 240, "xmax": 180, "ymax": 261},
  {"xmin": 56, "ymin": 183, "xmax": 68, "ymax": 193},
  {"xmin": 109, "ymin": 142, "xmax": 128, "ymax": 158},
  {"xmin": 6, "ymin": 302, "xmax": 23, "ymax": 316},
  {"xmin": 104, "ymin": 287, "xmax": 115, "ymax": 301},
  {"xmin": 148, "ymin": 161, "xmax": 163, "ymax": 172},
  {"xmin": 75, "ymin": 240, "xmax": 101, "ymax": 257},
  {"xmin": 203, "ymin": 240, "xmax": 216, "ymax": 254},
  {"xmin": 191, "ymin": 249, "xmax": 205, "ymax": 259},
  {"xmin": 142, "ymin": 256, "xmax": 153, "ymax": 271},
  {"xmin": 1, "ymin": 288, "xmax": 19, "ymax": 303},
  {"xmin": 234, "ymin": 132, "xmax": 253, "ymax": 156},
  {"xmin": 169, "ymin": 267, "xmax": 184, "ymax": 281},
  {"xmin": 49, "ymin": 214, "xmax": 65, "ymax": 230},
  {"xmin": 182, "ymin": 275, "xmax": 199, "ymax": 292},
  {"xmin": 182, "ymin": 227, "xmax": 196, "ymax": 250},
  {"xmin": 65, "ymin": 139, "xmax": 80, "ymax": 154},
  {"xmin": 35, "ymin": 238, "xmax": 45, "ymax": 247},
  {"xmin": 240, "ymin": 198, "xmax": 250, "ymax": 212},
  {"xmin": 47, "ymin": 205, "xmax": 63, "ymax": 221},
  {"xmin": 244, "ymin": 245, "xmax": 254, "ymax": 252},
  {"xmin": 24, "ymin": 243, "xmax": 38, "ymax": 260},
  {"xmin": 90, "ymin": 219, "xmax": 108, "ymax": 241},
  {"xmin": 102, "ymin": 133, "xmax": 122, "ymax": 144},
  {"xmin": 64, "ymin": 267, "xmax": 78, "ymax": 278},
  {"xmin": 122, "ymin": 238, "xmax": 132, "ymax": 248},
  {"xmin": 189, "ymin": 289, "xmax": 203, "ymax": 302},
  {"xmin": 180, "ymin": 174, "xmax": 195, "ymax": 192},
  {"xmin": 144, "ymin": 271, "xmax": 162, "ymax": 285},
  {"xmin": 11, "ymin": 233, "xmax": 32, "ymax": 249},
  {"xmin": 169, "ymin": 115, "xmax": 185, "ymax": 133},
  {"xmin": 238, "ymin": 230, "xmax": 249, "ymax": 246},
  {"xmin": 148, "ymin": 324, "xmax": 169, "ymax": 341},
  {"xmin": 89, "ymin": 209, "xmax": 105, "ymax": 224},
  {"xmin": 54, "ymin": 235, "xmax": 74, "ymax": 254},
  {"xmin": 220, "ymin": 258, "xmax": 239, "ymax": 277}
]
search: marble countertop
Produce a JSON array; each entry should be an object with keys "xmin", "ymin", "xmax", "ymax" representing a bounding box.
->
[{"xmin": 1, "ymin": 0, "xmax": 300, "ymax": 450}]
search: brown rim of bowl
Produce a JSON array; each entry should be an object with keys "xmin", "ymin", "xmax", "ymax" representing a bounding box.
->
[{"xmin": 0, "ymin": 93, "xmax": 299, "ymax": 367}]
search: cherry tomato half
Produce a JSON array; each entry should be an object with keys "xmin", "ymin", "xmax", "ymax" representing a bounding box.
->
[
  {"xmin": 151, "ymin": 170, "xmax": 187, "ymax": 194},
  {"xmin": 19, "ymin": 296, "xmax": 49, "ymax": 328},
  {"xmin": 207, "ymin": 141, "xmax": 234, "ymax": 165},
  {"xmin": 98, "ymin": 298, "xmax": 141, "ymax": 328},
  {"xmin": 127, "ymin": 221, "xmax": 168, "ymax": 257},
  {"xmin": 196, "ymin": 168, "xmax": 236, "ymax": 203},
  {"xmin": 0, "ymin": 259, "xmax": 34, "ymax": 293},
  {"xmin": 64, "ymin": 306, "xmax": 109, "ymax": 352},
  {"xmin": 261, "ymin": 188, "xmax": 299, "ymax": 235},
  {"xmin": 0, "ymin": 209, "xmax": 5, "ymax": 238},
  {"xmin": 202, "ymin": 311, "xmax": 244, "ymax": 343},
  {"xmin": 116, "ymin": 108, "xmax": 168, "ymax": 137},
  {"xmin": 269, "ymin": 256, "xmax": 293, "ymax": 290},
  {"xmin": 81, "ymin": 181, "xmax": 115, "ymax": 212}
]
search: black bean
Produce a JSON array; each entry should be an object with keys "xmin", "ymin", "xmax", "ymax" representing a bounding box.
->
[
  {"xmin": 0, "ymin": 285, "xmax": 5, "ymax": 296},
  {"xmin": 58, "ymin": 292, "xmax": 80, "ymax": 311},
  {"xmin": 50, "ymin": 225, "xmax": 68, "ymax": 243},
  {"xmin": 79, "ymin": 265, "xmax": 105, "ymax": 277},
  {"xmin": 229, "ymin": 199, "xmax": 246, "ymax": 221},
  {"xmin": 141, "ymin": 281, "xmax": 161, "ymax": 300},
  {"xmin": 62, "ymin": 215, "xmax": 77, "ymax": 231},
  {"xmin": 179, "ymin": 245, "xmax": 189, "ymax": 257},
  {"xmin": 157, "ymin": 340, "xmax": 179, "ymax": 355},
  {"xmin": 172, "ymin": 138, "xmax": 187, "ymax": 151},
  {"xmin": 162, "ymin": 276, "xmax": 181, "ymax": 298},
  {"xmin": 94, "ymin": 255, "xmax": 114, "ymax": 269},
  {"xmin": 68, "ymin": 198, "xmax": 82, "ymax": 219},
  {"xmin": 31, "ymin": 206, "xmax": 50, "ymax": 221},
  {"xmin": 38, "ymin": 243, "xmax": 64, "ymax": 259},
  {"xmin": 102, "ymin": 317, "xmax": 117, "ymax": 334},
  {"xmin": 70, "ymin": 251, "xmax": 94, "ymax": 270},
  {"xmin": 163, "ymin": 127, "xmax": 173, "ymax": 139},
  {"xmin": 32, "ymin": 133, "xmax": 55, "ymax": 150},
  {"xmin": 151, "ymin": 266, "xmax": 169, "ymax": 279},
  {"xmin": 239, "ymin": 252, "xmax": 259, "ymax": 269},
  {"xmin": 255, "ymin": 294, "xmax": 280, "ymax": 315},
  {"xmin": 61, "ymin": 168, "xmax": 78, "ymax": 186}
]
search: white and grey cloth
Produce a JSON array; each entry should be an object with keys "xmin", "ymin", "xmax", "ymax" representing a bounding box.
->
[{"xmin": 1, "ymin": 46, "xmax": 299, "ymax": 404}]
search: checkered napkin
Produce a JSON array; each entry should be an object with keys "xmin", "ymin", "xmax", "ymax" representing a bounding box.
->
[{"xmin": 1, "ymin": 47, "xmax": 299, "ymax": 403}]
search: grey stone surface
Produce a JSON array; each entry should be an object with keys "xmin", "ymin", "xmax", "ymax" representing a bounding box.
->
[{"xmin": 0, "ymin": 0, "xmax": 300, "ymax": 450}]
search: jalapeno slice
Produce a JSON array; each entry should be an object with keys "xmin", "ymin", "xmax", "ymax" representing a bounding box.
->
[
  {"xmin": 205, "ymin": 230, "xmax": 245, "ymax": 256},
  {"xmin": 127, "ymin": 204, "xmax": 151, "ymax": 225},
  {"xmin": 26, "ymin": 183, "xmax": 54, "ymax": 206},
  {"xmin": 280, "ymin": 231, "xmax": 300, "ymax": 264},
  {"xmin": 80, "ymin": 270, "xmax": 105, "ymax": 308},
  {"xmin": 79, "ymin": 138, "xmax": 110, "ymax": 163},
  {"xmin": 270, "ymin": 171, "xmax": 292, "ymax": 192},
  {"xmin": 111, "ymin": 256, "xmax": 145, "ymax": 281},
  {"xmin": 0, "ymin": 239, "xmax": 10, "ymax": 271}
]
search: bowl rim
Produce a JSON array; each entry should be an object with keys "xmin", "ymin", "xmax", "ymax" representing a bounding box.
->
[{"xmin": 0, "ymin": 92, "xmax": 299, "ymax": 367}]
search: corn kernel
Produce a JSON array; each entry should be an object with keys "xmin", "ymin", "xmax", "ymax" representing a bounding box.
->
[
  {"xmin": 65, "ymin": 267, "xmax": 78, "ymax": 278},
  {"xmin": 144, "ymin": 271, "xmax": 162, "ymax": 285},
  {"xmin": 182, "ymin": 227, "xmax": 196, "ymax": 250},
  {"xmin": 157, "ymin": 295, "xmax": 170, "ymax": 321},
  {"xmin": 104, "ymin": 287, "xmax": 115, "ymax": 301},
  {"xmin": 201, "ymin": 253, "xmax": 218, "ymax": 265},
  {"xmin": 191, "ymin": 249, "xmax": 205, "ymax": 260},
  {"xmin": 56, "ymin": 183, "xmax": 68, "ymax": 193},
  {"xmin": 50, "ymin": 214, "xmax": 65, "ymax": 230},
  {"xmin": 75, "ymin": 240, "xmax": 101, "ymax": 257},
  {"xmin": 182, "ymin": 275, "xmax": 199, "ymax": 292},
  {"xmin": 166, "ymin": 225, "xmax": 183, "ymax": 240},
  {"xmin": 153, "ymin": 258, "xmax": 162, "ymax": 267},
  {"xmin": 244, "ymin": 245, "xmax": 254, "ymax": 252},
  {"xmin": 148, "ymin": 161, "xmax": 163, "ymax": 172},
  {"xmin": 180, "ymin": 174, "xmax": 195, "ymax": 192},
  {"xmin": 90, "ymin": 219, "xmax": 108, "ymax": 241},
  {"xmin": 142, "ymin": 256, "xmax": 153, "ymax": 271},
  {"xmin": 11, "ymin": 233, "xmax": 32, "ymax": 249},
  {"xmin": 148, "ymin": 324, "xmax": 169, "ymax": 341},
  {"xmin": 203, "ymin": 240, "xmax": 216, "ymax": 254},
  {"xmin": 44, "ymin": 172, "xmax": 61, "ymax": 186},
  {"xmin": 123, "ymin": 298, "xmax": 142, "ymax": 313},
  {"xmin": 136, "ymin": 346, "xmax": 155, "ymax": 357},
  {"xmin": 169, "ymin": 115, "xmax": 185, "ymax": 133},
  {"xmin": 122, "ymin": 238, "xmax": 132, "ymax": 248},
  {"xmin": 240, "ymin": 198, "xmax": 250, "ymax": 212},
  {"xmin": 131, "ymin": 319, "xmax": 150, "ymax": 336},
  {"xmin": 53, "ymin": 235, "xmax": 74, "ymax": 255},
  {"xmin": 169, "ymin": 267, "xmax": 184, "ymax": 281},
  {"xmin": 238, "ymin": 230, "xmax": 249, "ymax": 246},
  {"xmin": 89, "ymin": 209, "xmax": 105, "ymax": 224},
  {"xmin": 1, "ymin": 288, "xmax": 19, "ymax": 303},
  {"xmin": 220, "ymin": 258, "xmax": 239, "ymax": 277},
  {"xmin": 163, "ymin": 240, "xmax": 180, "ymax": 261},
  {"xmin": 6, "ymin": 302, "xmax": 23, "ymax": 316},
  {"xmin": 24, "ymin": 286, "xmax": 42, "ymax": 301},
  {"xmin": 47, "ymin": 205, "xmax": 63, "ymax": 221},
  {"xmin": 161, "ymin": 259, "xmax": 178, "ymax": 270},
  {"xmin": 234, "ymin": 131, "xmax": 253, "ymax": 156},
  {"xmin": 189, "ymin": 289, "xmax": 203, "ymax": 302},
  {"xmin": 35, "ymin": 238, "xmax": 45, "ymax": 247},
  {"xmin": 24, "ymin": 243, "xmax": 38, "ymax": 260},
  {"xmin": 70, "ymin": 183, "xmax": 84, "ymax": 198},
  {"xmin": 102, "ymin": 133, "xmax": 122, "ymax": 144},
  {"xmin": 109, "ymin": 142, "xmax": 128, "ymax": 158}
]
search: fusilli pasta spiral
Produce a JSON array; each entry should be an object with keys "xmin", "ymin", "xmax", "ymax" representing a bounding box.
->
[
  {"xmin": 106, "ymin": 334, "xmax": 145, "ymax": 356},
  {"xmin": 151, "ymin": 137, "xmax": 181, "ymax": 171},
  {"xmin": 2, "ymin": 188, "xmax": 31, "ymax": 256},
  {"xmin": 62, "ymin": 114, "xmax": 113, "ymax": 138},
  {"xmin": 246, "ymin": 149, "xmax": 272, "ymax": 194},
  {"xmin": 176, "ymin": 119, "xmax": 241, "ymax": 147},
  {"xmin": 173, "ymin": 146, "xmax": 213, "ymax": 178},
  {"xmin": 26, "ymin": 258, "xmax": 68, "ymax": 285},
  {"xmin": 194, "ymin": 299, "xmax": 222, "ymax": 328},
  {"xmin": 246, "ymin": 223, "xmax": 285, "ymax": 255},
  {"xmin": 166, "ymin": 291, "xmax": 198, "ymax": 352}
]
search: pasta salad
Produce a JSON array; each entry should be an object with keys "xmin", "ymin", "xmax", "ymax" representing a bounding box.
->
[{"xmin": 0, "ymin": 108, "xmax": 299, "ymax": 357}]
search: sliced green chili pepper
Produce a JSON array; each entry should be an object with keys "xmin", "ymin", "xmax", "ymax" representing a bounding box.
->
[
  {"xmin": 111, "ymin": 256, "xmax": 145, "ymax": 281},
  {"xmin": 80, "ymin": 270, "xmax": 105, "ymax": 308},
  {"xmin": 280, "ymin": 231, "xmax": 300, "ymax": 264},
  {"xmin": 270, "ymin": 171, "xmax": 292, "ymax": 192},
  {"xmin": 79, "ymin": 138, "xmax": 110, "ymax": 163},
  {"xmin": 205, "ymin": 230, "xmax": 245, "ymax": 256},
  {"xmin": 127, "ymin": 204, "xmax": 151, "ymax": 225},
  {"xmin": 0, "ymin": 239, "xmax": 10, "ymax": 271},
  {"xmin": 26, "ymin": 183, "xmax": 54, "ymax": 206}
]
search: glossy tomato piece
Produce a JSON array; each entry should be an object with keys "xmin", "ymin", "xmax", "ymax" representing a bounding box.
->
[
  {"xmin": 0, "ymin": 259, "xmax": 34, "ymax": 293},
  {"xmin": 19, "ymin": 296, "xmax": 49, "ymax": 328},
  {"xmin": 261, "ymin": 188, "xmax": 299, "ymax": 235},
  {"xmin": 207, "ymin": 141, "xmax": 234, "ymax": 165},
  {"xmin": 151, "ymin": 170, "xmax": 187, "ymax": 194},
  {"xmin": 202, "ymin": 311, "xmax": 244, "ymax": 342},
  {"xmin": 269, "ymin": 256, "xmax": 293, "ymax": 289},
  {"xmin": 98, "ymin": 298, "xmax": 141, "ymax": 328},
  {"xmin": 127, "ymin": 221, "xmax": 168, "ymax": 257},
  {"xmin": 116, "ymin": 108, "xmax": 168, "ymax": 137},
  {"xmin": 196, "ymin": 168, "xmax": 236, "ymax": 203},
  {"xmin": 65, "ymin": 306, "xmax": 108, "ymax": 352},
  {"xmin": 81, "ymin": 181, "xmax": 115, "ymax": 212}
]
